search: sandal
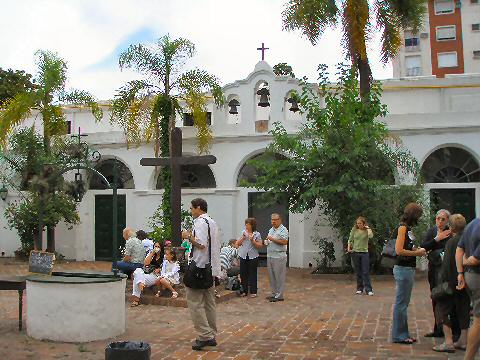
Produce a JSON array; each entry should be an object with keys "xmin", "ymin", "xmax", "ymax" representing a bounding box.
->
[
  {"xmin": 250, "ymin": 294, "xmax": 257, "ymax": 298},
  {"xmin": 454, "ymin": 343, "xmax": 466, "ymax": 351},
  {"xmin": 130, "ymin": 300, "xmax": 140, "ymax": 307},
  {"xmin": 171, "ymin": 291, "xmax": 178, "ymax": 299},
  {"xmin": 432, "ymin": 343, "xmax": 455, "ymax": 353},
  {"xmin": 394, "ymin": 338, "xmax": 414, "ymax": 344}
]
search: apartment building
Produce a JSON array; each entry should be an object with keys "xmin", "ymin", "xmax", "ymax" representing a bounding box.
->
[{"xmin": 393, "ymin": 0, "xmax": 480, "ymax": 78}]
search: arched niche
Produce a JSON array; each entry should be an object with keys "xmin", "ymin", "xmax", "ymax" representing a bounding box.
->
[
  {"xmin": 156, "ymin": 164, "xmax": 216, "ymax": 189},
  {"xmin": 283, "ymin": 89, "xmax": 301, "ymax": 122},
  {"xmin": 254, "ymin": 80, "xmax": 271, "ymax": 132},
  {"xmin": 421, "ymin": 147, "xmax": 480, "ymax": 183},
  {"xmin": 237, "ymin": 152, "xmax": 287, "ymax": 187},
  {"xmin": 89, "ymin": 158, "xmax": 135, "ymax": 190}
]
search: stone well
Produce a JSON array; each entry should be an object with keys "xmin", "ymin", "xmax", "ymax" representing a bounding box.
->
[{"xmin": 26, "ymin": 271, "xmax": 126, "ymax": 342}]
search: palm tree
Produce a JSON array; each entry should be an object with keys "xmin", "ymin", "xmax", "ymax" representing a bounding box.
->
[
  {"xmin": 111, "ymin": 34, "xmax": 224, "ymax": 241},
  {"xmin": 282, "ymin": 0, "xmax": 427, "ymax": 97},
  {"xmin": 111, "ymin": 34, "xmax": 224, "ymax": 156},
  {"xmin": 0, "ymin": 50, "xmax": 103, "ymax": 251}
]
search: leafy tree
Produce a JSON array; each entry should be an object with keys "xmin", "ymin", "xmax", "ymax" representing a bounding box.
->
[
  {"xmin": 273, "ymin": 63, "xmax": 296, "ymax": 78},
  {"xmin": 246, "ymin": 64, "xmax": 422, "ymax": 268},
  {"xmin": 282, "ymin": 0, "xmax": 427, "ymax": 97},
  {"xmin": 0, "ymin": 50, "xmax": 103, "ymax": 251},
  {"xmin": 1, "ymin": 128, "xmax": 90, "ymax": 255},
  {"xmin": 111, "ymin": 34, "xmax": 224, "ymax": 241},
  {"xmin": 0, "ymin": 68, "xmax": 36, "ymax": 108}
]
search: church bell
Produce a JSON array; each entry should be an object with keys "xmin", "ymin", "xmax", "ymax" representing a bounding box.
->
[
  {"xmin": 287, "ymin": 97, "xmax": 300, "ymax": 112},
  {"xmin": 228, "ymin": 99, "xmax": 240, "ymax": 114},
  {"xmin": 257, "ymin": 88, "xmax": 270, "ymax": 107}
]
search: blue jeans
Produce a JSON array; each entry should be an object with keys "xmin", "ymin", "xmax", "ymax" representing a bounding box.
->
[
  {"xmin": 351, "ymin": 252, "xmax": 372, "ymax": 292},
  {"xmin": 113, "ymin": 261, "xmax": 143, "ymax": 278},
  {"xmin": 392, "ymin": 265, "xmax": 415, "ymax": 342}
]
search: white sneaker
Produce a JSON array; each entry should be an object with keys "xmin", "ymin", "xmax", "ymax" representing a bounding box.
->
[
  {"xmin": 355, "ymin": 290, "xmax": 363, "ymax": 295},
  {"xmin": 367, "ymin": 291, "xmax": 374, "ymax": 296}
]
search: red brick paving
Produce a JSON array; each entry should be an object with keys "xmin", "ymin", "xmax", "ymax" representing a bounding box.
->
[{"xmin": 0, "ymin": 258, "xmax": 474, "ymax": 359}]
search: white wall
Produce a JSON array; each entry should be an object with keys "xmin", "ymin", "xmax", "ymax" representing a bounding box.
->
[{"xmin": 462, "ymin": 1, "xmax": 480, "ymax": 74}]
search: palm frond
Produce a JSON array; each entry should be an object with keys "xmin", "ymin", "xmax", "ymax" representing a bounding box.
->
[
  {"xmin": 0, "ymin": 92, "xmax": 39, "ymax": 148},
  {"xmin": 282, "ymin": 0, "xmax": 339, "ymax": 45},
  {"xmin": 386, "ymin": 0, "xmax": 427, "ymax": 33},
  {"xmin": 118, "ymin": 43, "xmax": 164, "ymax": 79},
  {"xmin": 34, "ymin": 50, "xmax": 67, "ymax": 96},
  {"xmin": 43, "ymin": 105, "xmax": 67, "ymax": 136},
  {"xmin": 374, "ymin": 1, "xmax": 402, "ymax": 63},
  {"xmin": 110, "ymin": 80, "xmax": 153, "ymax": 148},
  {"xmin": 60, "ymin": 89, "xmax": 103, "ymax": 122}
]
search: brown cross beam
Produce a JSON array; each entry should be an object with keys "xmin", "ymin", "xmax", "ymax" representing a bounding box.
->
[
  {"xmin": 140, "ymin": 127, "xmax": 216, "ymax": 246},
  {"xmin": 257, "ymin": 42, "xmax": 269, "ymax": 61}
]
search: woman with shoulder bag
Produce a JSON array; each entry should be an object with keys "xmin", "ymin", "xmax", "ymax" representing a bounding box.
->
[
  {"xmin": 391, "ymin": 203, "xmax": 427, "ymax": 344},
  {"xmin": 131, "ymin": 242, "xmax": 164, "ymax": 307},
  {"xmin": 432, "ymin": 214, "xmax": 469, "ymax": 353}
]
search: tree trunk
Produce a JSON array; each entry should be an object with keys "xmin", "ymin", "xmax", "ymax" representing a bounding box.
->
[
  {"xmin": 356, "ymin": 55, "xmax": 372, "ymax": 100},
  {"xmin": 46, "ymin": 226, "xmax": 55, "ymax": 253}
]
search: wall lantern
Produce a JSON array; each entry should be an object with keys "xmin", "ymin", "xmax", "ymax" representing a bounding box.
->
[
  {"xmin": 257, "ymin": 88, "xmax": 270, "ymax": 107},
  {"xmin": 228, "ymin": 99, "xmax": 240, "ymax": 114},
  {"xmin": 0, "ymin": 184, "xmax": 8, "ymax": 201}
]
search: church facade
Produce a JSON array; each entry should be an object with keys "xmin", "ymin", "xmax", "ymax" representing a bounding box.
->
[{"xmin": 1, "ymin": 61, "xmax": 480, "ymax": 268}]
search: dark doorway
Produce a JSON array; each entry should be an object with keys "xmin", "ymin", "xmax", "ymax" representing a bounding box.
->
[
  {"xmin": 430, "ymin": 189, "xmax": 476, "ymax": 223},
  {"xmin": 95, "ymin": 194, "xmax": 126, "ymax": 260},
  {"xmin": 248, "ymin": 192, "xmax": 289, "ymax": 267}
]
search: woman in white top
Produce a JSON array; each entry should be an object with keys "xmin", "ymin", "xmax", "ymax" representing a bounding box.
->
[
  {"xmin": 155, "ymin": 248, "xmax": 180, "ymax": 299},
  {"xmin": 236, "ymin": 218, "xmax": 263, "ymax": 298}
]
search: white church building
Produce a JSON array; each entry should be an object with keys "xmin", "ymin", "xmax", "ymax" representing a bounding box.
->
[{"xmin": 1, "ymin": 61, "xmax": 480, "ymax": 268}]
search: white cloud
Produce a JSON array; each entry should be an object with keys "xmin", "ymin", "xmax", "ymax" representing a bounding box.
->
[{"xmin": 0, "ymin": 0, "xmax": 394, "ymax": 100}]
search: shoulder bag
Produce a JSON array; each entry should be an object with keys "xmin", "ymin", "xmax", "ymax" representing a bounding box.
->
[{"xmin": 183, "ymin": 218, "xmax": 214, "ymax": 289}]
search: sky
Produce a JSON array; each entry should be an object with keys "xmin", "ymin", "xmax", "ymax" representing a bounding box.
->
[{"xmin": 0, "ymin": 0, "xmax": 393, "ymax": 101}]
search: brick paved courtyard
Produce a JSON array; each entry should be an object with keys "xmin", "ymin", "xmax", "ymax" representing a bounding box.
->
[{"xmin": 0, "ymin": 259, "xmax": 475, "ymax": 359}]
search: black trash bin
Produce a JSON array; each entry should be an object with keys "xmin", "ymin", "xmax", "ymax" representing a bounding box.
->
[{"xmin": 105, "ymin": 341, "xmax": 151, "ymax": 360}]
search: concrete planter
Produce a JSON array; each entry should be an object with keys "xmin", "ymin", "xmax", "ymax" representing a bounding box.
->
[{"xmin": 26, "ymin": 271, "xmax": 126, "ymax": 342}]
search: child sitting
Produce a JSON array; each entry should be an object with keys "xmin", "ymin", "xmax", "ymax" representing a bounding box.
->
[{"xmin": 155, "ymin": 248, "xmax": 180, "ymax": 299}]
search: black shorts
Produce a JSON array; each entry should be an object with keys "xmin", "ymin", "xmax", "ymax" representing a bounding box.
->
[{"xmin": 435, "ymin": 290, "xmax": 471, "ymax": 329}]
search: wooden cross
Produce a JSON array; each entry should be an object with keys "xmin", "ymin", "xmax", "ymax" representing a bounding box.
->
[
  {"xmin": 257, "ymin": 42, "xmax": 269, "ymax": 61},
  {"xmin": 140, "ymin": 127, "xmax": 216, "ymax": 246}
]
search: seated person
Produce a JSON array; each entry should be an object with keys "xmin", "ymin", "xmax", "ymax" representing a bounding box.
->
[
  {"xmin": 131, "ymin": 242, "xmax": 164, "ymax": 307},
  {"xmin": 155, "ymin": 248, "xmax": 180, "ymax": 299},
  {"xmin": 114, "ymin": 228, "xmax": 145, "ymax": 278},
  {"xmin": 137, "ymin": 230, "xmax": 153, "ymax": 255},
  {"xmin": 220, "ymin": 239, "xmax": 240, "ymax": 278},
  {"xmin": 432, "ymin": 214, "xmax": 469, "ymax": 353}
]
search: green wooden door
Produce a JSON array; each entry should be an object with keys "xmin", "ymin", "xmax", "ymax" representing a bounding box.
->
[
  {"xmin": 95, "ymin": 194, "xmax": 126, "ymax": 261},
  {"xmin": 248, "ymin": 192, "xmax": 289, "ymax": 267}
]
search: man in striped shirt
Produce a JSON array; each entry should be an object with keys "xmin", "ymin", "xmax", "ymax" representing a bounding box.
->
[{"xmin": 220, "ymin": 239, "xmax": 240, "ymax": 277}]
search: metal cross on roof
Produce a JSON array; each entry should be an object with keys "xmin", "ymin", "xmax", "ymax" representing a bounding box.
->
[{"xmin": 257, "ymin": 42, "xmax": 269, "ymax": 61}]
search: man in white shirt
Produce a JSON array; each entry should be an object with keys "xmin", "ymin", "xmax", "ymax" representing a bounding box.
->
[{"xmin": 182, "ymin": 198, "xmax": 221, "ymax": 351}]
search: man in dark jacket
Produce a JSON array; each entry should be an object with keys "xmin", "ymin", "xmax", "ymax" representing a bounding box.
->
[{"xmin": 421, "ymin": 209, "xmax": 452, "ymax": 338}]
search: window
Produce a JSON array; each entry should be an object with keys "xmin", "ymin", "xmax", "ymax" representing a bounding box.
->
[
  {"xmin": 421, "ymin": 147, "xmax": 480, "ymax": 183},
  {"xmin": 405, "ymin": 37, "xmax": 419, "ymax": 47},
  {"xmin": 66, "ymin": 120, "xmax": 72, "ymax": 134},
  {"xmin": 405, "ymin": 55, "xmax": 422, "ymax": 76},
  {"xmin": 156, "ymin": 164, "xmax": 216, "ymax": 189},
  {"xmin": 435, "ymin": 0, "xmax": 455, "ymax": 14},
  {"xmin": 183, "ymin": 112, "xmax": 212, "ymax": 126},
  {"xmin": 474, "ymin": 50, "xmax": 480, "ymax": 59},
  {"xmin": 473, "ymin": 24, "xmax": 480, "ymax": 31},
  {"xmin": 438, "ymin": 52, "xmax": 458, "ymax": 67},
  {"xmin": 89, "ymin": 159, "xmax": 135, "ymax": 189},
  {"xmin": 436, "ymin": 25, "xmax": 456, "ymax": 41}
]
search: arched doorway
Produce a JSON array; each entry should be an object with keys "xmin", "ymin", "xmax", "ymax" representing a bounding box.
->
[
  {"xmin": 421, "ymin": 147, "xmax": 479, "ymax": 222},
  {"xmin": 89, "ymin": 158, "xmax": 134, "ymax": 260},
  {"xmin": 237, "ymin": 152, "xmax": 289, "ymax": 266}
]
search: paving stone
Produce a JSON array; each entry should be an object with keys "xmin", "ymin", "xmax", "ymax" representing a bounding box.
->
[{"xmin": 0, "ymin": 259, "xmax": 475, "ymax": 359}]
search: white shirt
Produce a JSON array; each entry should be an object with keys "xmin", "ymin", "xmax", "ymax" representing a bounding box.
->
[{"xmin": 191, "ymin": 213, "xmax": 221, "ymax": 277}]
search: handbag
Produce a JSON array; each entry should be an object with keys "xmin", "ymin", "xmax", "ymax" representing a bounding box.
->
[
  {"xmin": 183, "ymin": 218, "xmax": 214, "ymax": 289},
  {"xmin": 380, "ymin": 238, "xmax": 397, "ymax": 268},
  {"xmin": 431, "ymin": 282, "xmax": 453, "ymax": 300}
]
